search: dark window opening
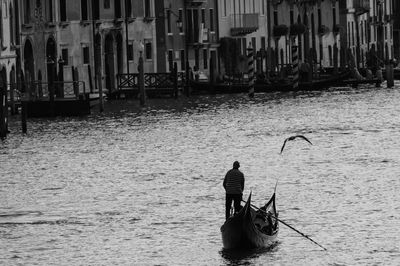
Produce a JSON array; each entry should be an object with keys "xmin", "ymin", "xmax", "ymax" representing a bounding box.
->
[
  {"xmin": 25, "ymin": 0, "xmax": 30, "ymax": 23},
  {"xmin": 145, "ymin": 42, "xmax": 152, "ymax": 60},
  {"xmin": 81, "ymin": 0, "xmax": 88, "ymax": 20},
  {"xmin": 261, "ymin": 37, "xmax": 265, "ymax": 50},
  {"xmin": 273, "ymin": 10, "xmax": 278, "ymax": 26},
  {"xmin": 126, "ymin": 0, "xmax": 132, "ymax": 17},
  {"xmin": 93, "ymin": 0, "xmax": 100, "ymax": 20},
  {"xmin": 318, "ymin": 9, "xmax": 321, "ymax": 28},
  {"xmin": 62, "ymin": 48, "xmax": 69, "ymax": 65},
  {"xmin": 0, "ymin": 5, "xmax": 3, "ymax": 47},
  {"xmin": 209, "ymin": 9, "xmax": 214, "ymax": 31},
  {"xmin": 104, "ymin": 0, "xmax": 110, "ymax": 9},
  {"xmin": 115, "ymin": 0, "xmax": 121, "ymax": 18},
  {"xmin": 290, "ymin": 10, "xmax": 294, "ymax": 25},
  {"xmin": 83, "ymin": 47, "xmax": 90, "ymax": 64},
  {"xmin": 144, "ymin": 0, "xmax": 151, "ymax": 17},
  {"xmin": 167, "ymin": 10, "xmax": 171, "ymax": 33},
  {"xmin": 60, "ymin": 0, "xmax": 67, "ymax": 22},
  {"xmin": 179, "ymin": 9, "xmax": 183, "ymax": 33},
  {"xmin": 332, "ymin": 7, "xmax": 336, "ymax": 28},
  {"xmin": 128, "ymin": 44, "xmax": 134, "ymax": 61},
  {"xmin": 47, "ymin": 0, "xmax": 53, "ymax": 22},
  {"xmin": 168, "ymin": 50, "xmax": 173, "ymax": 71},
  {"xmin": 180, "ymin": 50, "xmax": 185, "ymax": 70},
  {"xmin": 10, "ymin": 5, "xmax": 15, "ymax": 45}
]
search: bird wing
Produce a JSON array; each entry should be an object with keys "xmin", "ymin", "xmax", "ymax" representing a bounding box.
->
[
  {"xmin": 280, "ymin": 138, "xmax": 288, "ymax": 153},
  {"xmin": 295, "ymin": 135, "xmax": 313, "ymax": 145}
]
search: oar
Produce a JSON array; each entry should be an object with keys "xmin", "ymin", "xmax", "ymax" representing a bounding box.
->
[{"xmin": 243, "ymin": 200, "xmax": 328, "ymax": 251}]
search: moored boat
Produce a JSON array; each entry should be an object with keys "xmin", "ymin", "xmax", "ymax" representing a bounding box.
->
[
  {"xmin": 220, "ymin": 193, "xmax": 279, "ymax": 249},
  {"xmin": 190, "ymin": 70, "xmax": 351, "ymax": 95}
]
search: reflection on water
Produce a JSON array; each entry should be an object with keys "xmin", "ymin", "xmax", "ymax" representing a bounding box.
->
[{"xmin": 1, "ymin": 86, "xmax": 400, "ymax": 265}]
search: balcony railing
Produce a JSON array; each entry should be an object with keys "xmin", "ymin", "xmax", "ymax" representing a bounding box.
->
[{"xmin": 230, "ymin": 13, "xmax": 259, "ymax": 36}]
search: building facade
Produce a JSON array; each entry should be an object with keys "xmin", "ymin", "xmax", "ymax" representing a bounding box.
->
[
  {"xmin": 18, "ymin": 0, "xmax": 156, "ymax": 96},
  {"xmin": 155, "ymin": 0, "xmax": 219, "ymax": 78},
  {"xmin": 394, "ymin": 0, "xmax": 399, "ymax": 60},
  {"xmin": 340, "ymin": 0, "xmax": 394, "ymax": 68},
  {"xmin": 0, "ymin": 0, "xmax": 18, "ymax": 90},
  {"xmin": 217, "ymin": 0, "xmax": 340, "ymax": 78}
]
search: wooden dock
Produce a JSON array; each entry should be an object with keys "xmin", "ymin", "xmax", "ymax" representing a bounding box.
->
[
  {"xmin": 114, "ymin": 69, "xmax": 184, "ymax": 99},
  {"xmin": 9, "ymin": 80, "xmax": 98, "ymax": 118}
]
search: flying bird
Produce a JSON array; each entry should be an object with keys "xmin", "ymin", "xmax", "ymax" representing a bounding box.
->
[{"xmin": 280, "ymin": 135, "xmax": 313, "ymax": 154}]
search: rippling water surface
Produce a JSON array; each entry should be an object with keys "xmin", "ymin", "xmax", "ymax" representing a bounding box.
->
[{"xmin": 1, "ymin": 85, "xmax": 400, "ymax": 265}]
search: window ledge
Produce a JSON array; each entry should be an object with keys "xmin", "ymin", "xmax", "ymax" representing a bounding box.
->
[
  {"xmin": 80, "ymin": 20, "xmax": 91, "ymax": 26},
  {"xmin": 143, "ymin": 17, "xmax": 155, "ymax": 23},
  {"xmin": 59, "ymin": 21, "xmax": 70, "ymax": 28},
  {"xmin": 127, "ymin": 17, "xmax": 136, "ymax": 23},
  {"xmin": 22, "ymin": 23, "xmax": 33, "ymax": 29},
  {"xmin": 114, "ymin": 18, "xmax": 124, "ymax": 24},
  {"xmin": 45, "ymin": 22, "xmax": 56, "ymax": 28}
]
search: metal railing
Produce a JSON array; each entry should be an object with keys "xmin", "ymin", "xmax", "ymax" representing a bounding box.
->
[{"xmin": 117, "ymin": 72, "xmax": 186, "ymax": 90}]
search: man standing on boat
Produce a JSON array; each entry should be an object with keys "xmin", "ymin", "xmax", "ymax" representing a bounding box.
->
[{"xmin": 223, "ymin": 161, "xmax": 245, "ymax": 220}]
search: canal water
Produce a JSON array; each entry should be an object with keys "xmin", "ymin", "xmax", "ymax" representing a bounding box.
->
[{"xmin": 1, "ymin": 85, "xmax": 400, "ymax": 265}]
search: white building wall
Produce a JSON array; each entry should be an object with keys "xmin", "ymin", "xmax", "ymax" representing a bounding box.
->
[{"xmin": 0, "ymin": 0, "xmax": 18, "ymax": 85}]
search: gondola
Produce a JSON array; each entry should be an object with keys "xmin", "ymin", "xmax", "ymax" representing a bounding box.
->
[
  {"xmin": 220, "ymin": 193, "xmax": 279, "ymax": 249},
  {"xmin": 256, "ymin": 70, "xmax": 351, "ymax": 92},
  {"xmin": 189, "ymin": 70, "xmax": 351, "ymax": 95}
]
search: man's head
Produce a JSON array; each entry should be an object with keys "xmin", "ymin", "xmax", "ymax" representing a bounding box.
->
[{"xmin": 233, "ymin": 161, "xmax": 240, "ymax": 169}]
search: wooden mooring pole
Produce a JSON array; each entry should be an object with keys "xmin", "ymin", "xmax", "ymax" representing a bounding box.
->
[
  {"xmin": 185, "ymin": 61, "xmax": 191, "ymax": 97},
  {"xmin": 88, "ymin": 65, "xmax": 94, "ymax": 93},
  {"xmin": 0, "ymin": 83, "xmax": 7, "ymax": 139},
  {"xmin": 386, "ymin": 61, "xmax": 394, "ymax": 88},
  {"xmin": 173, "ymin": 62, "xmax": 178, "ymax": 99},
  {"xmin": 21, "ymin": 101, "xmax": 27, "ymax": 134},
  {"xmin": 292, "ymin": 42, "xmax": 299, "ymax": 91},
  {"xmin": 97, "ymin": 69, "xmax": 104, "ymax": 112},
  {"xmin": 138, "ymin": 52, "xmax": 146, "ymax": 106},
  {"xmin": 10, "ymin": 82, "xmax": 16, "ymax": 115}
]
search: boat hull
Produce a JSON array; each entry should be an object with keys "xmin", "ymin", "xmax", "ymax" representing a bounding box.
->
[{"xmin": 221, "ymin": 194, "xmax": 278, "ymax": 249}]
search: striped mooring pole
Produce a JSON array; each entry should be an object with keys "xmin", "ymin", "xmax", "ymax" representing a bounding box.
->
[
  {"xmin": 292, "ymin": 42, "xmax": 299, "ymax": 91},
  {"xmin": 247, "ymin": 43, "xmax": 255, "ymax": 98}
]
